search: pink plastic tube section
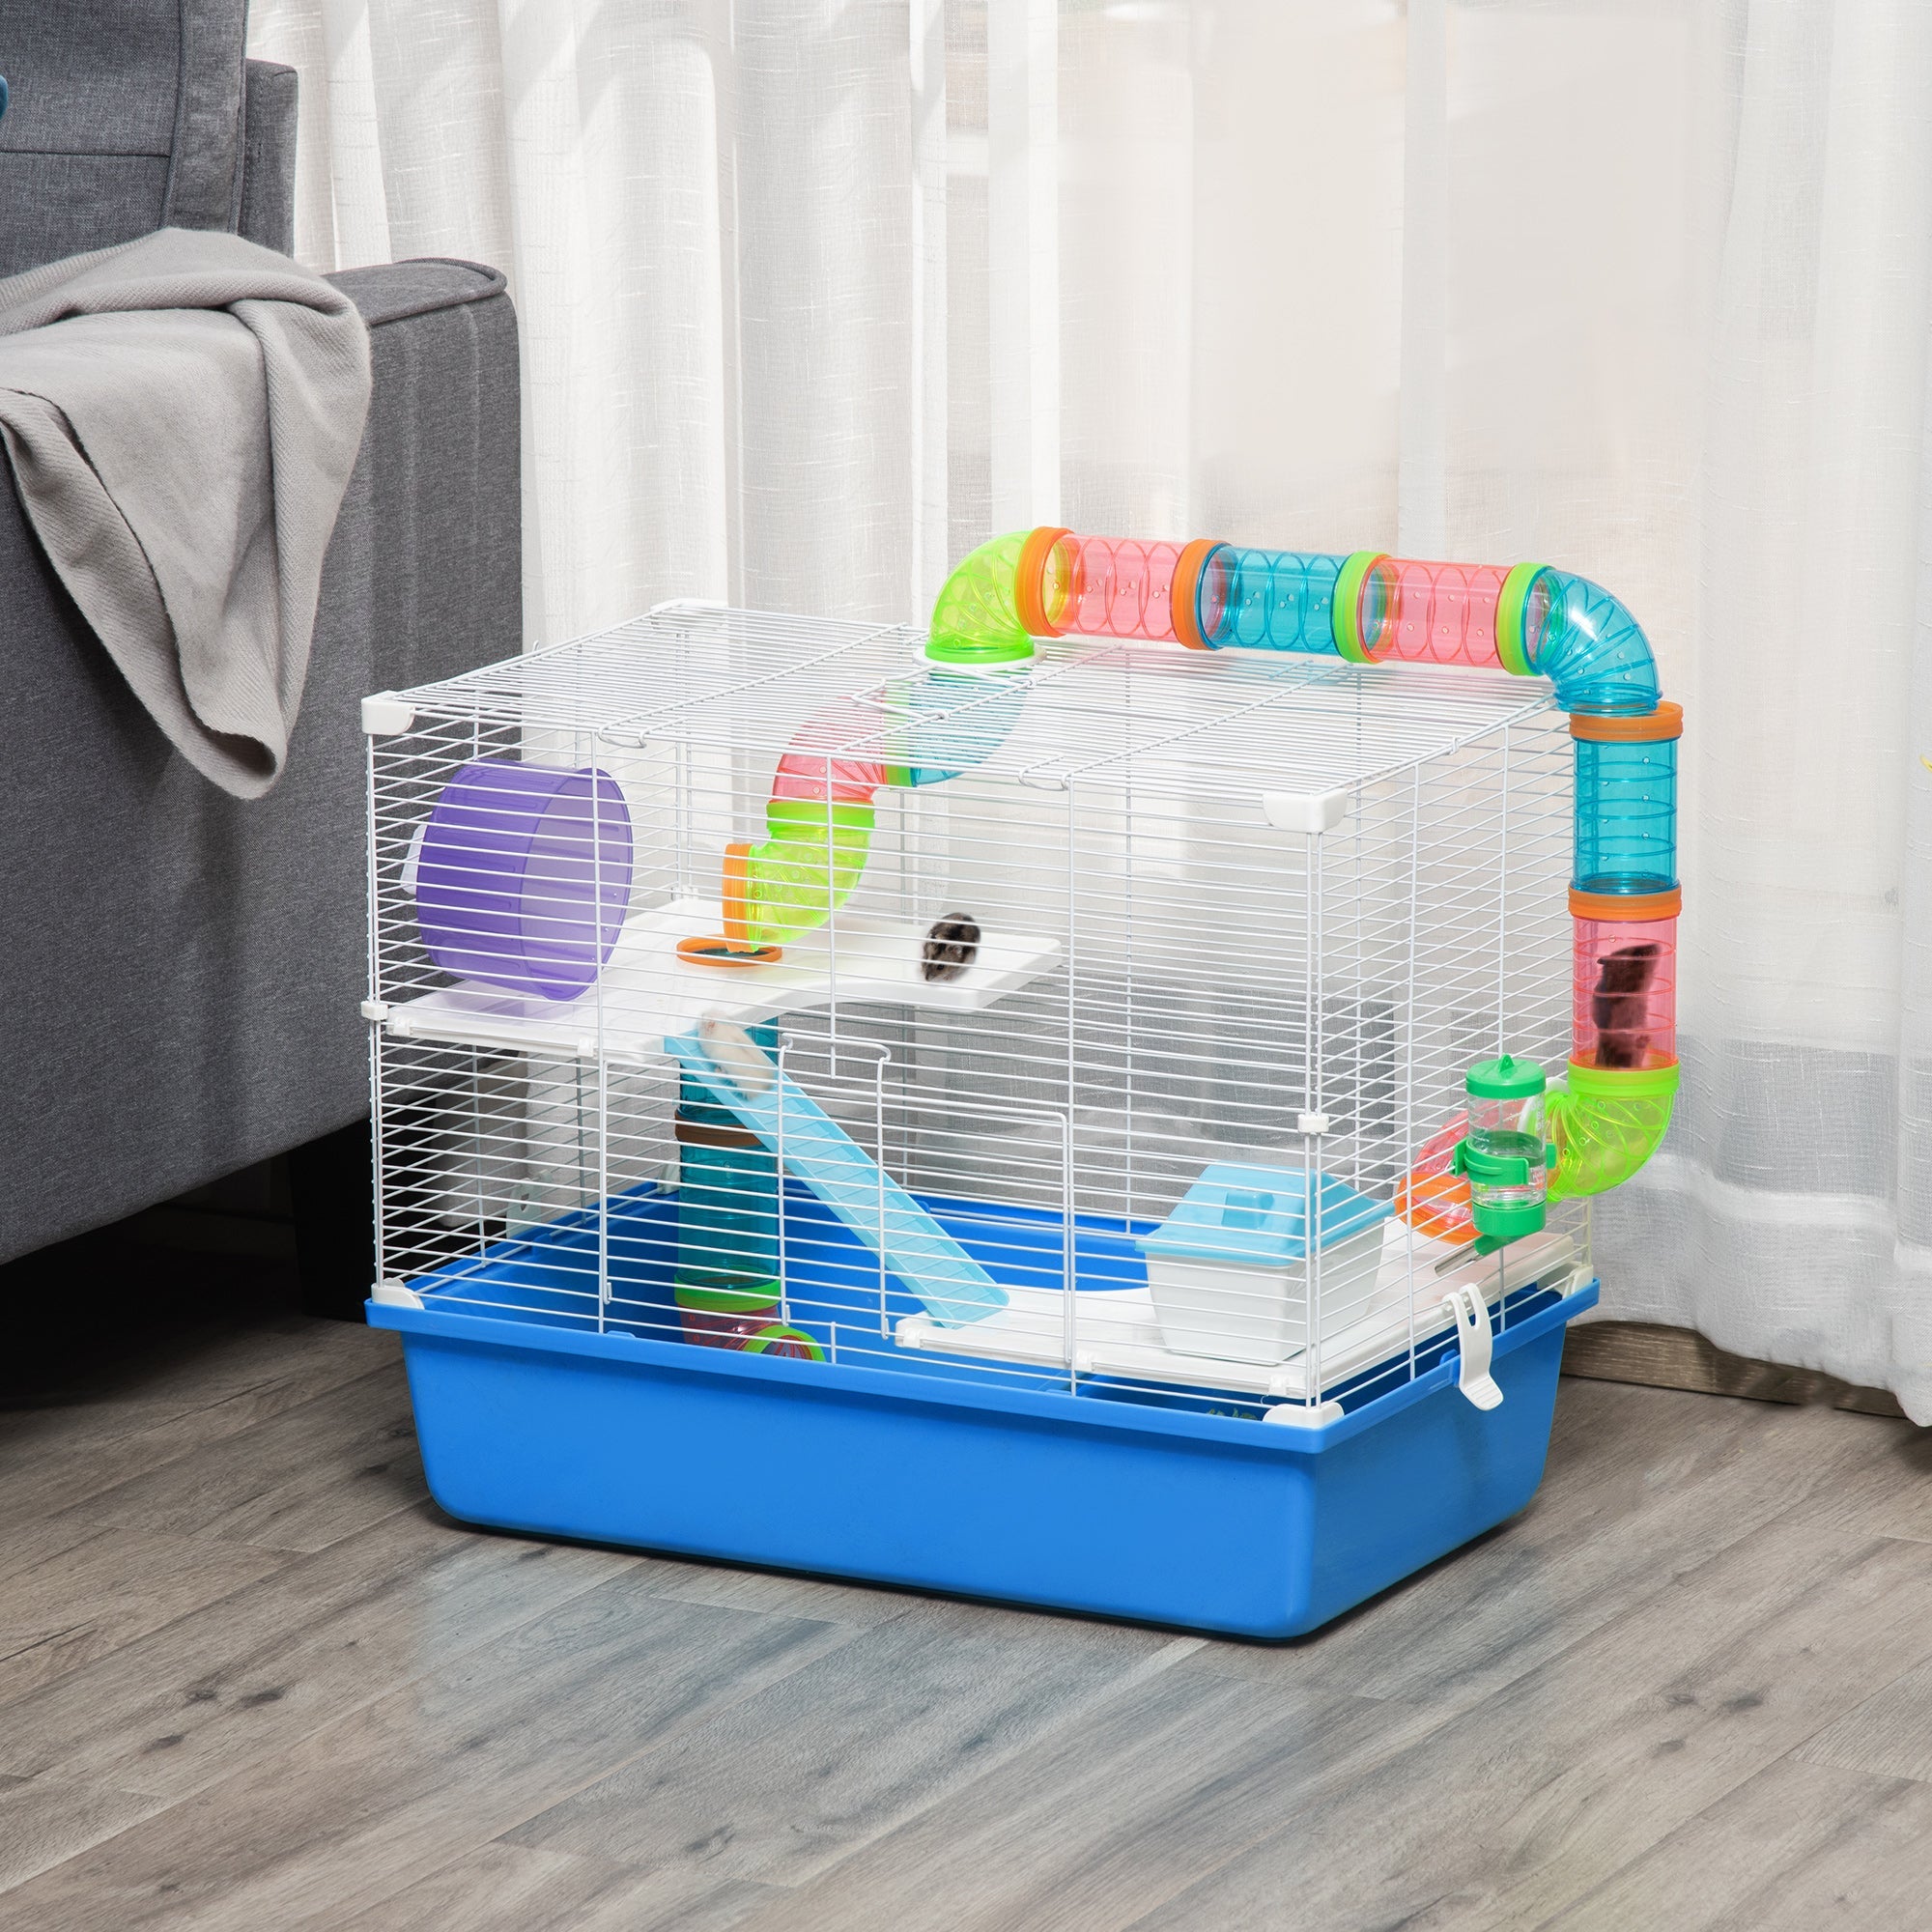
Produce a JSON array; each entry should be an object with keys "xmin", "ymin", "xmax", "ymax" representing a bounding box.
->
[
  {"xmin": 773, "ymin": 698, "xmax": 892, "ymax": 804},
  {"xmin": 1048, "ymin": 535, "xmax": 1188, "ymax": 644},
  {"xmin": 1359, "ymin": 557, "xmax": 1511, "ymax": 668}
]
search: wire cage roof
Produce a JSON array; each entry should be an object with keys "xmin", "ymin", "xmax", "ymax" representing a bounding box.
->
[{"xmin": 389, "ymin": 602, "xmax": 1566, "ymax": 801}]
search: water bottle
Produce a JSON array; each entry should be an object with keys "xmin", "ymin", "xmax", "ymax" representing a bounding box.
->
[{"xmin": 1454, "ymin": 1055, "xmax": 1549, "ymax": 1245}]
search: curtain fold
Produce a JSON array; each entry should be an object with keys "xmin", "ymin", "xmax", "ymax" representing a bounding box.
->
[
  {"xmin": 254, "ymin": 0, "xmax": 1932, "ymax": 1416},
  {"xmin": 1598, "ymin": 0, "xmax": 1932, "ymax": 1415}
]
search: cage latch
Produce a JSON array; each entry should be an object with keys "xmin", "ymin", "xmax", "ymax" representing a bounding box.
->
[{"xmin": 1440, "ymin": 1286, "xmax": 1502, "ymax": 1409}]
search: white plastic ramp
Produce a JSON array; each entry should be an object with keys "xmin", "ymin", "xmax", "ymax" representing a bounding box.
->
[{"xmin": 667, "ymin": 1022, "xmax": 1007, "ymax": 1328}]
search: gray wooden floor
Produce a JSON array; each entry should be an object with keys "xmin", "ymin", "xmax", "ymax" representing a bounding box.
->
[{"xmin": 3, "ymin": 1300, "xmax": 1929, "ymax": 1931}]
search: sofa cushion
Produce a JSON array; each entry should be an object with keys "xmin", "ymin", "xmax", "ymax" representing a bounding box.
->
[{"xmin": 0, "ymin": 0, "xmax": 248, "ymax": 276}]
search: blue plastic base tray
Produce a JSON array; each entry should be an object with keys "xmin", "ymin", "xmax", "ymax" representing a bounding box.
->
[{"xmin": 369, "ymin": 1182, "xmax": 1597, "ymax": 1638}]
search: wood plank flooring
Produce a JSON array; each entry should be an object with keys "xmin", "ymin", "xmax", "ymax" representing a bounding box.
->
[{"xmin": 2, "ymin": 1290, "xmax": 1927, "ymax": 1930}]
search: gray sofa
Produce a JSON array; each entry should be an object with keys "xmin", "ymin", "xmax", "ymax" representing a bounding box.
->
[{"xmin": 0, "ymin": 3, "xmax": 520, "ymax": 1305}]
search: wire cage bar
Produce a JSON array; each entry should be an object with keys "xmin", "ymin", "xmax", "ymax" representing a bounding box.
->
[{"xmin": 367, "ymin": 605, "xmax": 1589, "ymax": 1422}]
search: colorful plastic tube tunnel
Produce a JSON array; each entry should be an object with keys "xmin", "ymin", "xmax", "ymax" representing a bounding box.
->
[
  {"xmin": 677, "ymin": 522, "xmax": 1676, "ymax": 1208},
  {"xmin": 685, "ymin": 646, "xmax": 1032, "ymax": 962},
  {"xmin": 921, "ymin": 526, "xmax": 1682, "ymax": 1210}
]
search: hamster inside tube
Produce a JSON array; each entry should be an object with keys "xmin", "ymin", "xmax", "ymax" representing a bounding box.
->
[{"xmin": 1590, "ymin": 942, "xmax": 1661, "ymax": 1068}]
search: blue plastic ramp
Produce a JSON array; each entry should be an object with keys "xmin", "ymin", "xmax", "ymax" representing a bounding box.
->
[{"xmin": 667, "ymin": 1024, "xmax": 1007, "ymax": 1327}]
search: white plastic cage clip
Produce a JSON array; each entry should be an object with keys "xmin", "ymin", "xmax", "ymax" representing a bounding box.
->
[
  {"xmin": 1263, "ymin": 787, "xmax": 1350, "ymax": 834},
  {"xmin": 360, "ymin": 692, "xmax": 414, "ymax": 737},
  {"xmin": 1440, "ymin": 1285, "xmax": 1502, "ymax": 1409}
]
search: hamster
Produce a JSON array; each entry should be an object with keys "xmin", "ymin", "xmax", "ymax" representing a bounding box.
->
[
  {"xmin": 1591, "ymin": 942, "xmax": 1661, "ymax": 1068},
  {"xmin": 921, "ymin": 913, "xmax": 980, "ymax": 983}
]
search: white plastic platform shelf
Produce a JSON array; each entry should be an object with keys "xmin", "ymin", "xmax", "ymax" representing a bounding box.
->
[{"xmin": 382, "ymin": 896, "xmax": 1062, "ymax": 1065}]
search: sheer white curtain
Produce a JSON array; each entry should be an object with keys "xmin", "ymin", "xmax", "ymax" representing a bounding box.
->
[
  {"xmin": 251, "ymin": 0, "xmax": 921, "ymax": 639},
  {"xmin": 256, "ymin": 0, "xmax": 1932, "ymax": 1417}
]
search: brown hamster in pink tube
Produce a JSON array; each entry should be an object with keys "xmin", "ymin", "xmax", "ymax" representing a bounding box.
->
[{"xmin": 1591, "ymin": 941, "xmax": 1660, "ymax": 1067}]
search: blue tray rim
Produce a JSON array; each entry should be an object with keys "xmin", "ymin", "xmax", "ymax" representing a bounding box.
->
[{"xmin": 370, "ymin": 1277, "xmax": 1600, "ymax": 1457}]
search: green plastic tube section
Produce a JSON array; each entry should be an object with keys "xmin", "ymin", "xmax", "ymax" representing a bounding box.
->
[
  {"xmin": 727, "ymin": 534, "xmax": 1037, "ymax": 950},
  {"xmin": 925, "ymin": 529, "xmax": 1037, "ymax": 668},
  {"xmin": 731, "ymin": 800, "xmax": 876, "ymax": 950},
  {"xmin": 1547, "ymin": 1060, "xmax": 1679, "ymax": 1200}
]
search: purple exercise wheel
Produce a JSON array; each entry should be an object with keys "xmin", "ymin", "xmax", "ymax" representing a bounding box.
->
[{"xmin": 412, "ymin": 760, "xmax": 634, "ymax": 1001}]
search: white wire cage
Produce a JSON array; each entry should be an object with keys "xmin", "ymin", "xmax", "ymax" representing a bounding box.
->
[{"xmin": 366, "ymin": 603, "xmax": 1589, "ymax": 1418}]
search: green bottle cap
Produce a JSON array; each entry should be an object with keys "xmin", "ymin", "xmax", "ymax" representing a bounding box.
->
[
  {"xmin": 1465, "ymin": 1053, "xmax": 1548, "ymax": 1100},
  {"xmin": 1469, "ymin": 1198, "xmax": 1547, "ymax": 1244}
]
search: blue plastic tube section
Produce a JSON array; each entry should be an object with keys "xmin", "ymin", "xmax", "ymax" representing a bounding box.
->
[
  {"xmin": 676, "ymin": 1022, "xmax": 781, "ymax": 1290},
  {"xmin": 1177, "ymin": 550, "xmax": 1662, "ymax": 719},
  {"xmin": 896, "ymin": 668, "xmax": 1030, "ymax": 788},
  {"xmin": 1526, "ymin": 570, "xmax": 1660, "ymax": 716},
  {"xmin": 1197, "ymin": 548, "xmax": 1347, "ymax": 657},
  {"xmin": 667, "ymin": 1028, "xmax": 1008, "ymax": 1328},
  {"xmin": 1573, "ymin": 733, "xmax": 1678, "ymax": 895}
]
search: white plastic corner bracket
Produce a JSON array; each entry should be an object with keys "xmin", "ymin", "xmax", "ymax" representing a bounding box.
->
[
  {"xmin": 649, "ymin": 596, "xmax": 727, "ymax": 616},
  {"xmin": 1263, "ymin": 787, "xmax": 1351, "ymax": 835},
  {"xmin": 1296, "ymin": 1111, "xmax": 1332, "ymax": 1136},
  {"xmin": 1264, "ymin": 1399, "xmax": 1346, "ymax": 1429},
  {"xmin": 1440, "ymin": 1285, "xmax": 1503, "ymax": 1409},
  {"xmin": 361, "ymin": 693, "xmax": 414, "ymax": 736},
  {"xmin": 370, "ymin": 1279, "xmax": 423, "ymax": 1310}
]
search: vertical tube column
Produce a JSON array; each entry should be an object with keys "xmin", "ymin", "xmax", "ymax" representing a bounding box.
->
[
  {"xmin": 675, "ymin": 1020, "xmax": 782, "ymax": 1327},
  {"xmin": 1572, "ymin": 702, "xmax": 1681, "ymax": 896},
  {"xmin": 1548, "ymin": 698, "xmax": 1685, "ymax": 1200},
  {"xmin": 1568, "ymin": 705, "xmax": 1682, "ymax": 1071}
]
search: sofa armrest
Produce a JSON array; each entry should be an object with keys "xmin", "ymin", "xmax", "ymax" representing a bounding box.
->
[
  {"xmin": 0, "ymin": 254, "xmax": 521, "ymax": 1265},
  {"xmin": 326, "ymin": 259, "xmax": 523, "ymax": 692},
  {"xmin": 239, "ymin": 59, "xmax": 298, "ymax": 257}
]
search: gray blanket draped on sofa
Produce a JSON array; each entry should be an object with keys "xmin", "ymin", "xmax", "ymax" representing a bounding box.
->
[{"xmin": 0, "ymin": 227, "xmax": 372, "ymax": 796}]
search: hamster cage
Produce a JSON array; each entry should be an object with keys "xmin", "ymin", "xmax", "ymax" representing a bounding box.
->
[{"xmin": 362, "ymin": 530, "xmax": 1681, "ymax": 1638}]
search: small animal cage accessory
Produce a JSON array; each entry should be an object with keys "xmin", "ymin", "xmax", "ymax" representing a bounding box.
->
[{"xmin": 363, "ymin": 529, "xmax": 1680, "ymax": 1637}]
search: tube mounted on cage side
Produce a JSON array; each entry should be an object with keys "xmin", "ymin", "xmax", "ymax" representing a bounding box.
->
[
  {"xmin": 692, "ymin": 523, "xmax": 1678, "ymax": 1196},
  {"xmin": 989, "ymin": 526, "xmax": 1680, "ymax": 1205}
]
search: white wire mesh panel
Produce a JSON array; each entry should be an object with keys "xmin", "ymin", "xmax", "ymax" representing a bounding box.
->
[{"xmin": 369, "ymin": 604, "xmax": 1590, "ymax": 1415}]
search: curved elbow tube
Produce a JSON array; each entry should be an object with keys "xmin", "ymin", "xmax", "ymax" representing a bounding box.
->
[
  {"xmin": 1519, "ymin": 569, "xmax": 1661, "ymax": 717},
  {"xmin": 925, "ymin": 529, "xmax": 1038, "ymax": 668},
  {"xmin": 1548, "ymin": 1060, "xmax": 1680, "ymax": 1200}
]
